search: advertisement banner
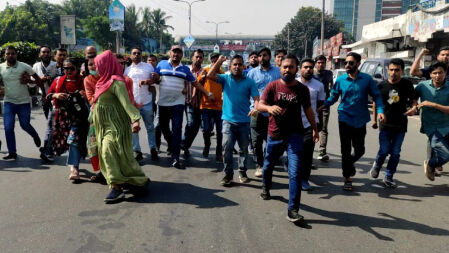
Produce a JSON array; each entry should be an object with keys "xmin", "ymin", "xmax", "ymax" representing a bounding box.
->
[
  {"xmin": 220, "ymin": 44, "xmax": 247, "ymax": 51},
  {"xmin": 60, "ymin": 15, "xmax": 76, "ymax": 45},
  {"xmin": 109, "ymin": 0, "xmax": 125, "ymax": 32}
]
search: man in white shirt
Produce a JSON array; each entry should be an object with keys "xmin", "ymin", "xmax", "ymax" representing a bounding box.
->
[
  {"xmin": 124, "ymin": 47, "xmax": 159, "ymax": 161},
  {"xmin": 298, "ymin": 59, "xmax": 325, "ymax": 191},
  {"xmin": 32, "ymin": 45, "xmax": 57, "ymax": 94}
]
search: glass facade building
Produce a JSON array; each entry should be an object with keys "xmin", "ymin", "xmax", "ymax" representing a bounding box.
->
[{"xmin": 333, "ymin": 0, "xmax": 359, "ymax": 36}]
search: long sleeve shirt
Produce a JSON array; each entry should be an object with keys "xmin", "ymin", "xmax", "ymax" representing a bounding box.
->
[{"xmin": 324, "ymin": 72, "xmax": 384, "ymax": 128}]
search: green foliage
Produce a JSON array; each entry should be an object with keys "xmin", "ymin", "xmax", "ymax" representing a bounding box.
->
[
  {"xmin": 0, "ymin": 0, "xmax": 66, "ymax": 48},
  {"xmin": 0, "ymin": 41, "xmax": 40, "ymax": 65},
  {"xmin": 0, "ymin": 0, "xmax": 175, "ymax": 53},
  {"xmin": 273, "ymin": 7, "xmax": 346, "ymax": 58},
  {"xmin": 81, "ymin": 16, "xmax": 115, "ymax": 50}
]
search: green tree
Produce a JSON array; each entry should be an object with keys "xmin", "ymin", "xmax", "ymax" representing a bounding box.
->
[
  {"xmin": 123, "ymin": 4, "xmax": 142, "ymax": 51},
  {"xmin": 81, "ymin": 16, "xmax": 115, "ymax": 49},
  {"xmin": 0, "ymin": 0, "xmax": 66, "ymax": 48},
  {"xmin": 151, "ymin": 8, "xmax": 174, "ymax": 53},
  {"xmin": 273, "ymin": 7, "xmax": 346, "ymax": 58}
]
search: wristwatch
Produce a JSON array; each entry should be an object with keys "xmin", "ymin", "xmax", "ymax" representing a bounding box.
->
[{"xmin": 207, "ymin": 92, "xmax": 213, "ymax": 97}]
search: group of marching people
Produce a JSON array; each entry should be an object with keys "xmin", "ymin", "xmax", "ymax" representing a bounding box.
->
[{"xmin": 1, "ymin": 43, "xmax": 449, "ymax": 223}]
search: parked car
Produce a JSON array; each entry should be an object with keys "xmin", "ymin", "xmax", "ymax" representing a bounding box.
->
[
  {"xmin": 359, "ymin": 58, "xmax": 424, "ymax": 87},
  {"xmin": 333, "ymin": 69, "xmax": 346, "ymax": 84}
]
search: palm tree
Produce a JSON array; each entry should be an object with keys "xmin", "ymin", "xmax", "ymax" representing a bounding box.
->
[
  {"xmin": 151, "ymin": 8, "xmax": 174, "ymax": 53},
  {"xmin": 123, "ymin": 4, "xmax": 141, "ymax": 50},
  {"xmin": 139, "ymin": 7, "xmax": 152, "ymax": 38}
]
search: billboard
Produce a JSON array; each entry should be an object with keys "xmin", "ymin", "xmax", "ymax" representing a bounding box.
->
[
  {"xmin": 109, "ymin": 0, "xmax": 125, "ymax": 31},
  {"xmin": 60, "ymin": 15, "xmax": 76, "ymax": 45}
]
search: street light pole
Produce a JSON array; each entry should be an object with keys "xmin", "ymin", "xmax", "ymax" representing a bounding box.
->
[
  {"xmin": 321, "ymin": 0, "xmax": 325, "ymax": 54},
  {"xmin": 205, "ymin": 20, "xmax": 230, "ymax": 45},
  {"xmin": 173, "ymin": 0, "xmax": 206, "ymax": 35}
]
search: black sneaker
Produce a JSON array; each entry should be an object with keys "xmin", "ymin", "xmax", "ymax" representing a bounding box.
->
[
  {"xmin": 202, "ymin": 146, "xmax": 210, "ymax": 158},
  {"xmin": 383, "ymin": 176, "xmax": 397, "ymax": 188},
  {"xmin": 286, "ymin": 209, "xmax": 304, "ymax": 223},
  {"xmin": 134, "ymin": 151, "xmax": 143, "ymax": 161},
  {"xmin": 370, "ymin": 162, "xmax": 380, "ymax": 179},
  {"xmin": 317, "ymin": 151, "xmax": 329, "ymax": 161},
  {"xmin": 172, "ymin": 159, "xmax": 184, "ymax": 170},
  {"xmin": 220, "ymin": 174, "xmax": 233, "ymax": 186},
  {"xmin": 150, "ymin": 148, "xmax": 159, "ymax": 160},
  {"xmin": 260, "ymin": 186, "xmax": 271, "ymax": 200},
  {"xmin": 183, "ymin": 149, "xmax": 190, "ymax": 157},
  {"xmin": 104, "ymin": 188, "xmax": 125, "ymax": 204},
  {"xmin": 40, "ymin": 153, "xmax": 54, "ymax": 162},
  {"xmin": 3, "ymin": 153, "xmax": 17, "ymax": 160},
  {"xmin": 33, "ymin": 136, "xmax": 41, "ymax": 148}
]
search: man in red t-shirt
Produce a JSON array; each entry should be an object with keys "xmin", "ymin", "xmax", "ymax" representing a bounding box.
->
[{"xmin": 256, "ymin": 54, "xmax": 319, "ymax": 223}]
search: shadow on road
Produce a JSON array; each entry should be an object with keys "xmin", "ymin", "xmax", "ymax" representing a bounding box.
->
[
  {"xmin": 128, "ymin": 180, "xmax": 239, "ymax": 209},
  {"xmin": 308, "ymin": 174, "xmax": 449, "ymax": 201},
  {"xmin": 302, "ymin": 204, "xmax": 449, "ymax": 241},
  {"xmin": 0, "ymin": 155, "xmax": 50, "ymax": 171}
]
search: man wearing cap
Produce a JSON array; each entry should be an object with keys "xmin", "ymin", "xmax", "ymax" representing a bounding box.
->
[
  {"xmin": 246, "ymin": 48, "xmax": 281, "ymax": 178},
  {"xmin": 155, "ymin": 45, "xmax": 213, "ymax": 169}
]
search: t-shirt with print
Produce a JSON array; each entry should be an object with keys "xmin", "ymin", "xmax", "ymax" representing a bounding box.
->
[
  {"xmin": 261, "ymin": 80, "xmax": 311, "ymax": 140},
  {"xmin": 378, "ymin": 78, "xmax": 415, "ymax": 132}
]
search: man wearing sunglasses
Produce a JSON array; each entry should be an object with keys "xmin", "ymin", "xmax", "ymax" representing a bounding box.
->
[
  {"xmin": 322, "ymin": 52, "xmax": 385, "ymax": 191},
  {"xmin": 124, "ymin": 47, "xmax": 159, "ymax": 161}
]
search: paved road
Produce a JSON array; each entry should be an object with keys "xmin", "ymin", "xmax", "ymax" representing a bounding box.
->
[{"xmin": 0, "ymin": 107, "xmax": 448, "ymax": 253}]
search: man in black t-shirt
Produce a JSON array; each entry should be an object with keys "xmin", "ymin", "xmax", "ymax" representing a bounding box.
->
[
  {"xmin": 256, "ymin": 54, "xmax": 318, "ymax": 223},
  {"xmin": 370, "ymin": 58, "xmax": 418, "ymax": 188},
  {"xmin": 411, "ymin": 47, "xmax": 449, "ymax": 80}
]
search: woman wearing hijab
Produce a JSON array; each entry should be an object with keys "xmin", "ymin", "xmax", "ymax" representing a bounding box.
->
[
  {"xmin": 84, "ymin": 57, "xmax": 105, "ymax": 183},
  {"xmin": 46, "ymin": 58, "xmax": 88, "ymax": 181},
  {"xmin": 93, "ymin": 50, "xmax": 149, "ymax": 203}
]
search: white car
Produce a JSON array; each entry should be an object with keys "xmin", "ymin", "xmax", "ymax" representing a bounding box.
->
[{"xmin": 333, "ymin": 69, "xmax": 346, "ymax": 84}]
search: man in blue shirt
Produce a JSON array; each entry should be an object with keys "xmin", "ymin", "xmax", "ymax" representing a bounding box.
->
[
  {"xmin": 323, "ymin": 52, "xmax": 385, "ymax": 191},
  {"xmin": 247, "ymin": 48, "xmax": 281, "ymax": 177},
  {"xmin": 207, "ymin": 55, "xmax": 259, "ymax": 186},
  {"xmin": 414, "ymin": 62, "xmax": 449, "ymax": 181},
  {"xmin": 243, "ymin": 51, "xmax": 259, "ymax": 75}
]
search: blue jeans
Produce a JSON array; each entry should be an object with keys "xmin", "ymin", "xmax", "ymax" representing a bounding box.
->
[
  {"xmin": 374, "ymin": 130, "xmax": 406, "ymax": 178},
  {"xmin": 3, "ymin": 102, "xmax": 39, "ymax": 153},
  {"xmin": 159, "ymin": 105, "xmax": 184, "ymax": 160},
  {"xmin": 428, "ymin": 131, "xmax": 449, "ymax": 170},
  {"xmin": 262, "ymin": 134, "xmax": 304, "ymax": 211},
  {"xmin": 223, "ymin": 120, "xmax": 250, "ymax": 174},
  {"xmin": 181, "ymin": 104, "xmax": 201, "ymax": 150},
  {"xmin": 66, "ymin": 144, "xmax": 81, "ymax": 169},
  {"xmin": 201, "ymin": 109, "xmax": 222, "ymax": 153},
  {"xmin": 133, "ymin": 102, "xmax": 156, "ymax": 151}
]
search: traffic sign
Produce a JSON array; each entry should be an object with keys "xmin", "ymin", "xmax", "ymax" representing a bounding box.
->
[
  {"xmin": 214, "ymin": 44, "xmax": 220, "ymax": 53},
  {"xmin": 183, "ymin": 35, "xmax": 195, "ymax": 49},
  {"xmin": 230, "ymin": 50, "xmax": 235, "ymax": 57}
]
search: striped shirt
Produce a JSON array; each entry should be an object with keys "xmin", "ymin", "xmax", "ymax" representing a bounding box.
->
[{"xmin": 155, "ymin": 59, "xmax": 196, "ymax": 106}]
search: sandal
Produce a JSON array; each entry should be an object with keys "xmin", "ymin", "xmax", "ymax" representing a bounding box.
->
[
  {"xmin": 343, "ymin": 181, "xmax": 353, "ymax": 191},
  {"xmin": 69, "ymin": 167, "xmax": 80, "ymax": 181}
]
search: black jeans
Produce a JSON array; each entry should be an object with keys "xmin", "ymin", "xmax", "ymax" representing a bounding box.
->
[
  {"xmin": 250, "ymin": 114, "xmax": 268, "ymax": 168},
  {"xmin": 338, "ymin": 121, "xmax": 366, "ymax": 178},
  {"xmin": 301, "ymin": 127, "xmax": 315, "ymax": 181}
]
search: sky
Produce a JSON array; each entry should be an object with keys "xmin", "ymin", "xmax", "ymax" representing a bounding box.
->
[{"xmin": 1, "ymin": 0, "xmax": 332, "ymax": 37}]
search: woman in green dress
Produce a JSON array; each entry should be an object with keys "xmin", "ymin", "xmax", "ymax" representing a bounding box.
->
[{"xmin": 93, "ymin": 50, "xmax": 149, "ymax": 203}]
